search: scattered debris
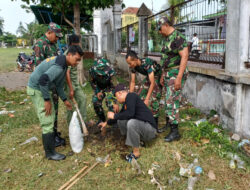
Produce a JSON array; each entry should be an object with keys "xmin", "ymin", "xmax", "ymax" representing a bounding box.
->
[
  {"xmin": 131, "ymin": 158, "xmax": 143, "ymax": 175},
  {"xmin": 195, "ymin": 119, "xmax": 206, "ymax": 126},
  {"xmin": 148, "ymin": 163, "xmax": 165, "ymax": 190},
  {"xmin": 5, "ymin": 101, "xmax": 13, "ymax": 104},
  {"xmin": 231, "ymin": 133, "xmax": 241, "ymax": 141},
  {"xmin": 242, "ymin": 144, "xmax": 250, "ymax": 157},
  {"xmin": 208, "ymin": 114, "xmax": 220, "ymax": 125},
  {"xmin": 0, "ymin": 128, "xmax": 2, "ymax": 133},
  {"xmin": 168, "ymin": 176, "xmax": 180, "ymax": 185},
  {"xmin": 23, "ymin": 98, "xmax": 28, "ymax": 102},
  {"xmin": 4, "ymin": 168, "xmax": 12, "ymax": 173},
  {"xmin": 8, "ymin": 113, "xmax": 15, "ymax": 118},
  {"xmin": 213, "ymin": 128, "xmax": 220, "ymax": 133},
  {"xmin": 194, "ymin": 166, "xmax": 203, "ymax": 175},
  {"xmin": 66, "ymin": 151, "xmax": 74, "ymax": 156},
  {"xmin": 187, "ymin": 176, "xmax": 198, "ymax": 190},
  {"xmin": 238, "ymin": 139, "xmax": 250, "ymax": 148},
  {"xmin": 19, "ymin": 102, "xmax": 25, "ymax": 105},
  {"xmin": 38, "ymin": 172, "xmax": 44, "ymax": 177},
  {"xmin": 201, "ymin": 138, "xmax": 210, "ymax": 145},
  {"xmin": 208, "ymin": 170, "xmax": 216, "ymax": 180},
  {"xmin": 58, "ymin": 170, "xmax": 63, "ymax": 175},
  {"xmin": 20, "ymin": 136, "xmax": 38, "ymax": 146},
  {"xmin": 228, "ymin": 153, "xmax": 245, "ymax": 170},
  {"xmin": 96, "ymin": 155, "xmax": 110, "ymax": 164},
  {"xmin": 0, "ymin": 110, "xmax": 15, "ymax": 115}
]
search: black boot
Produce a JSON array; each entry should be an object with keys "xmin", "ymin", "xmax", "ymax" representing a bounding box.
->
[
  {"xmin": 157, "ymin": 117, "xmax": 170, "ymax": 133},
  {"xmin": 54, "ymin": 128, "xmax": 66, "ymax": 147},
  {"xmin": 42, "ymin": 132, "xmax": 66, "ymax": 161},
  {"xmin": 164, "ymin": 124, "xmax": 181, "ymax": 142}
]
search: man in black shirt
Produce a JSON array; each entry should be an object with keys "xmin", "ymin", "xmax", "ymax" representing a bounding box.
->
[{"xmin": 105, "ymin": 84, "xmax": 157, "ymax": 162}]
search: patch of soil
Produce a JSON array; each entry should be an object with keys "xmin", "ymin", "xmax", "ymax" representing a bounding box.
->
[{"xmin": 0, "ymin": 71, "xmax": 30, "ymax": 91}]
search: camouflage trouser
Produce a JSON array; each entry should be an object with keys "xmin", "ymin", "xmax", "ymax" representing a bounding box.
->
[
  {"xmin": 163, "ymin": 68, "xmax": 188, "ymax": 125},
  {"xmin": 65, "ymin": 84, "xmax": 87, "ymax": 125},
  {"xmin": 92, "ymin": 89, "xmax": 115, "ymax": 121},
  {"xmin": 137, "ymin": 77, "xmax": 162, "ymax": 117},
  {"xmin": 51, "ymin": 88, "xmax": 59, "ymax": 130}
]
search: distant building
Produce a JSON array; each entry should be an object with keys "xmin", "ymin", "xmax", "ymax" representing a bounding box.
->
[{"xmin": 122, "ymin": 7, "xmax": 139, "ymax": 27}]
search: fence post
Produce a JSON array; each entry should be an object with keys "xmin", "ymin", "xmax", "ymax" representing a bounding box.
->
[
  {"xmin": 137, "ymin": 3, "xmax": 151, "ymax": 58},
  {"xmin": 113, "ymin": 1, "xmax": 122, "ymax": 54}
]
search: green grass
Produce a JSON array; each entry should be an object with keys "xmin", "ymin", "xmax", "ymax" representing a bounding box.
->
[
  {"xmin": 0, "ymin": 85, "xmax": 249, "ymax": 190},
  {"xmin": 0, "ymin": 53, "xmax": 249, "ymax": 189},
  {"xmin": 0, "ymin": 48, "xmax": 32, "ymax": 72}
]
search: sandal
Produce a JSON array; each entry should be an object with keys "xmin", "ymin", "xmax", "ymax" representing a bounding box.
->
[{"xmin": 125, "ymin": 152, "xmax": 139, "ymax": 163}]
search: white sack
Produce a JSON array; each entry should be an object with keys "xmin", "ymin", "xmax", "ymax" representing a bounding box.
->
[{"xmin": 69, "ymin": 111, "xmax": 84, "ymax": 153}]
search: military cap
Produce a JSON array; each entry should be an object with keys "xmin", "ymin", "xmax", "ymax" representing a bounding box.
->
[{"xmin": 48, "ymin": 22, "xmax": 63, "ymax": 38}]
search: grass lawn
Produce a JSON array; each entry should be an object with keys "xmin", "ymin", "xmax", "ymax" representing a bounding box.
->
[
  {"xmin": 0, "ymin": 47, "xmax": 32, "ymax": 72},
  {"xmin": 0, "ymin": 56, "xmax": 249, "ymax": 189}
]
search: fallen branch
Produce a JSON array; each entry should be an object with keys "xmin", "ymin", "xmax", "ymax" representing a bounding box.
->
[{"xmin": 58, "ymin": 166, "xmax": 88, "ymax": 190}]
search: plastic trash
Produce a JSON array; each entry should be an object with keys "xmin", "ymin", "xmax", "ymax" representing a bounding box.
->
[
  {"xmin": 231, "ymin": 133, "xmax": 240, "ymax": 141},
  {"xmin": 168, "ymin": 176, "xmax": 180, "ymax": 185},
  {"xmin": 195, "ymin": 119, "xmax": 206, "ymax": 126},
  {"xmin": 238, "ymin": 139, "xmax": 250, "ymax": 148},
  {"xmin": 194, "ymin": 166, "xmax": 203, "ymax": 174},
  {"xmin": 131, "ymin": 158, "xmax": 142, "ymax": 175},
  {"xmin": 20, "ymin": 136, "xmax": 38, "ymax": 146},
  {"xmin": 0, "ymin": 110, "xmax": 15, "ymax": 115},
  {"xmin": 187, "ymin": 176, "xmax": 198, "ymax": 190},
  {"xmin": 69, "ymin": 111, "xmax": 84, "ymax": 153},
  {"xmin": 96, "ymin": 155, "xmax": 110, "ymax": 164},
  {"xmin": 213, "ymin": 128, "xmax": 219, "ymax": 133}
]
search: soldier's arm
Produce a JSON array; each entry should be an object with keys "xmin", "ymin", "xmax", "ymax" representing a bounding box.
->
[
  {"xmin": 129, "ymin": 73, "xmax": 136, "ymax": 92},
  {"xmin": 146, "ymin": 72, "xmax": 155, "ymax": 102},
  {"xmin": 33, "ymin": 44, "xmax": 45, "ymax": 66},
  {"xmin": 89, "ymin": 73, "xmax": 101, "ymax": 94},
  {"xmin": 66, "ymin": 68, "xmax": 74, "ymax": 99},
  {"xmin": 177, "ymin": 47, "xmax": 188, "ymax": 81}
]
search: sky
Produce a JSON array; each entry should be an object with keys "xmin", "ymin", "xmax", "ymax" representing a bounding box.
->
[{"xmin": 0, "ymin": 0, "xmax": 166, "ymax": 35}]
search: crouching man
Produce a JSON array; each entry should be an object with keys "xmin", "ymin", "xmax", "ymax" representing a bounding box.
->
[
  {"xmin": 103, "ymin": 84, "xmax": 157, "ymax": 162},
  {"xmin": 27, "ymin": 45, "xmax": 84, "ymax": 161}
]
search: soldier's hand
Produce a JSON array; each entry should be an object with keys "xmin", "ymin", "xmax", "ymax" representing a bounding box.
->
[
  {"xmin": 97, "ymin": 92, "xmax": 103, "ymax": 100},
  {"xmin": 44, "ymin": 101, "xmax": 52, "ymax": 116},
  {"xmin": 69, "ymin": 90, "xmax": 74, "ymax": 100},
  {"xmin": 107, "ymin": 111, "xmax": 115, "ymax": 119},
  {"xmin": 113, "ymin": 104, "xmax": 119, "ymax": 113},
  {"xmin": 64, "ymin": 100, "xmax": 72, "ymax": 110},
  {"xmin": 144, "ymin": 99, "xmax": 149, "ymax": 106},
  {"xmin": 174, "ymin": 77, "xmax": 182, "ymax": 91},
  {"xmin": 98, "ymin": 122, "xmax": 107, "ymax": 130},
  {"xmin": 160, "ymin": 74, "xmax": 164, "ymax": 86}
]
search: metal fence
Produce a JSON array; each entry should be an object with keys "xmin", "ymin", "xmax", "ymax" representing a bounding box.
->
[
  {"xmin": 118, "ymin": 0, "xmax": 227, "ymax": 66},
  {"xmin": 117, "ymin": 21, "xmax": 139, "ymax": 53}
]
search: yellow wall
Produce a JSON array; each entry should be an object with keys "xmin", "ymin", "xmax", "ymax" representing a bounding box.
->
[
  {"xmin": 17, "ymin": 38, "xmax": 27, "ymax": 46},
  {"xmin": 122, "ymin": 13, "xmax": 139, "ymax": 27}
]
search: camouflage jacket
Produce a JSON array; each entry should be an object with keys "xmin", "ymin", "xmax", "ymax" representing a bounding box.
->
[
  {"xmin": 160, "ymin": 30, "xmax": 187, "ymax": 69},
  {"xmin": 130, "ymin": 58, "xmax": 162, "ymax": 77},
  {"xmin": 89, "ymin": 58, "xmax": 116, "ymax": 94},
  {"xmin": 33, "ymin": 35, "xmax": 58, "ymax": 66}
]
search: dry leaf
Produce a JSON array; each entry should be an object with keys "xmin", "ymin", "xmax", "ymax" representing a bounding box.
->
[
  {"xmin": 19, "ymin": 102, "xmax": 25, "ymax": 105},
  {"xmin": 174, "ymin": 152, "xmax": 181, "ymax": 162},
  {"xmin": 208, "ymin": 170, "xmax": 216, "ymax": 180},
  {"xmin": 8, "ymin": 113, "xmax": 15, "ymax": 118},
  {"xmin": 201, "ymin": 138, "xmax": 210, "ymax": 145},
  {"xmin": 116, "ymin": 168, "xmax": 121, "ymax": 172}
]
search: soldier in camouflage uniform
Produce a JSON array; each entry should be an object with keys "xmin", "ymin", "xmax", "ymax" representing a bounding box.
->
[
  {"xmin": 125, "ymin": 50, "xmax": 163, "ymax": 133},
  {"xmin": 33, "ymin": 22, "xmax": 65, "ymax": 147},
  {"xmin": 64, "ymin": 34, "xmax": 87, "ymax": 124},
  {"xmin": 89, "ymin": 58, "xmax": 118, "ymax": 124},
  {"xmin": 158, "ymin": 17, "xmax": 189, "ymax": 142}
]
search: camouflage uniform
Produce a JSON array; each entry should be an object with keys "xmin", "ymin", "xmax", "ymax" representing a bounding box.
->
[
  {"xmin": 89, "ymin": 59, "xmax": 116, "ymax": 122},
  {"xmin": 160, "ymin": 30, "xmax": 188, "ymax": 125},
  {"xmin": 32, "ymin": 23, "xmax": 63, "ymax": 141},
  {"xmin": 130, "ymin": 58, "xmax": 162, "ymax": 117},
  {"xmin": 65, "ymin": 65, "xmax": 87, "ymax": 124}
]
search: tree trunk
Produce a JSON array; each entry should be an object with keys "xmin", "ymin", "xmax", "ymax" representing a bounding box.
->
[{"xmin": 74, "ymin": 2, "xmax": 86, "ymax": 85}]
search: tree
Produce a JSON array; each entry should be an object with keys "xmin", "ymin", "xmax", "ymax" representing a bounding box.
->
[
  {"xmin": 0, "ymin": 32, "xmax": 17, "ymax": 46},
  {"xmin": 16, "ymin": 22, "xmax": 27, "ymax": 37},
  {"xmin": 0, "ymin": 10, "xmax": 4, "ymax": 35},
  {"xmin": 14, "ymin": 0, "xmax": 118, "ymax": 84}
]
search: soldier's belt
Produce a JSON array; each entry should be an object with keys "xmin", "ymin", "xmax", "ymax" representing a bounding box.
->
[{"xmin": 164, "ymin": 65, "xmax": 180, "ymax": 71}]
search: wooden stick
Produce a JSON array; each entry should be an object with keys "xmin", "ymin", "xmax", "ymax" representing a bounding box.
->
[
  {"xmin": 72, "ymin": 98, "xmax": 89, "ymax": 136},
  {"xmin": 58, "ymin": 166, "xmax": 88, "ymax": 190},
  {"xmin": 65, "ymin": 162, "xmax": 99, "ymax": 190}
]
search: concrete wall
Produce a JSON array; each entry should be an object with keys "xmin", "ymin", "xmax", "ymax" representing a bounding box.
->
[{"xmin": 183, "ymin": 67, "xmax": 250, "ymax": 138}]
